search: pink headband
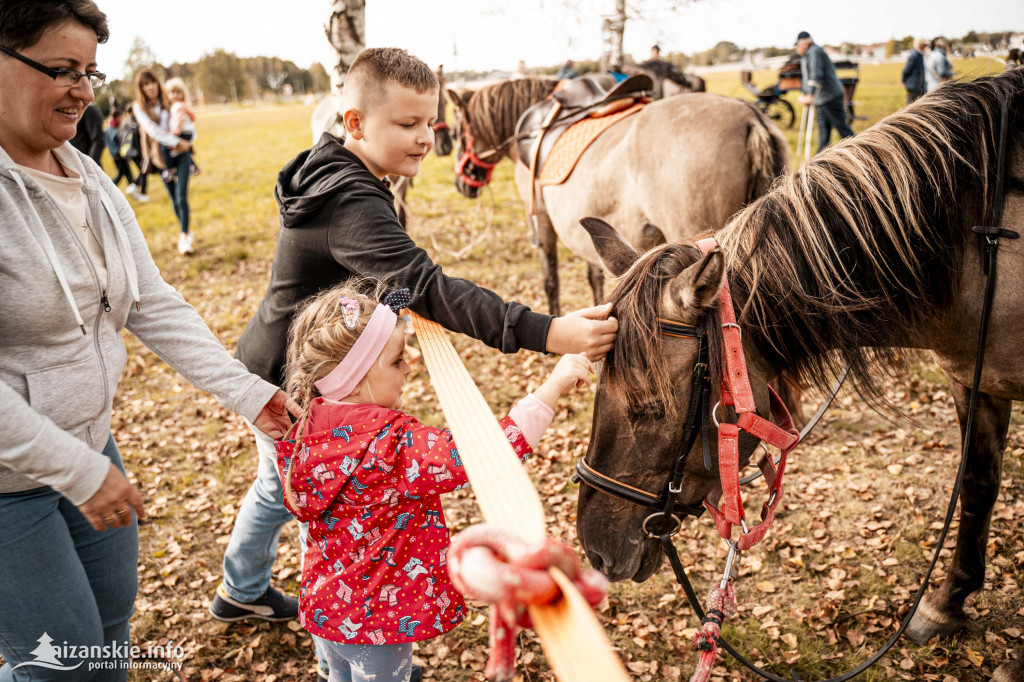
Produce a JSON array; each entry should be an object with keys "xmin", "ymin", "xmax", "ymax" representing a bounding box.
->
[{"xmin": 314, "ymin": 304, "xmax": 397, "ymax": 401}]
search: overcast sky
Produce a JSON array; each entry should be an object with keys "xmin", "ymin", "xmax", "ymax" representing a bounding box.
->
[{"xmin": 94, "ymin": 0, "xmax": 1023, "ymax": 79}]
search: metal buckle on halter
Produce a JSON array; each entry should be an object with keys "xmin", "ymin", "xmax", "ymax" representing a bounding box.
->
[
  {"xmin": 642, "ymin": 512, "xmax": 682, "ymax": 538},
  {"xmin": 711, "ymin": 400, "xmax": 733, "ymax": 428},
  {"xmin": 669, "ymin": 479, "xmax": 683, "ymax": 494}
]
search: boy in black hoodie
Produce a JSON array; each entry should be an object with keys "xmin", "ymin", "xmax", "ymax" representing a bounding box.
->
[{"xmin": 211, "ymin": 47, "xmax": 618, "ymax": 677}]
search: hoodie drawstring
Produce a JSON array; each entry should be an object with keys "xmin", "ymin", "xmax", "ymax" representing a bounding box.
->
[
  {"xmin": 9, "ymin": 168, "xmax": 142, "ymax": 333},
  {"xmin": 96, "ymin": 190, "xmax": 140, "ymax": 311},
  {"xmin": 9, "ymin": 171, "xmax": 88, "ymax": 334}
]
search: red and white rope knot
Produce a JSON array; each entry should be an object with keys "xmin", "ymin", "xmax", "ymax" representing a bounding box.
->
[
  {"xmin": 448, "ymin": 525, "xmax": 609, "ymax": 682},
  {"xmin": 689, "ymin": 583, "xmax": 737, "ymax": 682}
]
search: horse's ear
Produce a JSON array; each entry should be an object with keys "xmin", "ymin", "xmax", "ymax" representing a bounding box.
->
[
  {"xmin": 446, "ymin": 89, "xmax": 470, "ymax": 118},
  {"xmin": 580, "ymin": 217, "xmax": 640, "ymax": 277},
  {"xmin": 664, "ymin": 248, "xmax": 725, "ymax": 315}
]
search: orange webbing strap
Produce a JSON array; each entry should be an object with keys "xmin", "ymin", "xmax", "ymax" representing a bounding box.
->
[{"xmin": 411, "ymin": 314, "xmax": 630, "ymax": 682}]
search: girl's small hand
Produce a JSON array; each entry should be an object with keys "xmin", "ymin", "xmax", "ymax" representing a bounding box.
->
[{"xmin": 533, "ymin": 353, "xmax": 594, "ymax": 410}]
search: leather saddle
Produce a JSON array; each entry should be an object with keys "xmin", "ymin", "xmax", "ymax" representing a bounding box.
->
[{"xmin": 515, "ymin": 73, "xmax": 653, "ymax": 179}]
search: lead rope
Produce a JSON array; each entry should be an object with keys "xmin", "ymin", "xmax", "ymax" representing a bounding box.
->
[
  {"xmin": 675, "ymin": 95, "xmax": 1017, "ymax": 682},
  {"xmin": 410, "ymin": 314, "xmax": 630, "ymax": 682}
]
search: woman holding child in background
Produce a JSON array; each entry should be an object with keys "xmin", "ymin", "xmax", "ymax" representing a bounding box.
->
[{"xmin": 131, "ymin": 68, "xmax": 196, "ymax": 254}]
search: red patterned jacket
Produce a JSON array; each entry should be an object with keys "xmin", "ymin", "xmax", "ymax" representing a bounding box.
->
[{"xmin": 276, "ymin": 398, "xmax": 540, "ymax": 645}]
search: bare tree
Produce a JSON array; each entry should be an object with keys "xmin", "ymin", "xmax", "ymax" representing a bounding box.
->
[
  {"xmin": 325, "ymin": 0, "xmax": 366, "ymax": 95},
  {"xmin": 313, "ymin": 1, "xmax": 366, "ymax": 139}
]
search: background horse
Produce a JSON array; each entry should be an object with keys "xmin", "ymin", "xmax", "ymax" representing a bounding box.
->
[
  {"xmin": 447, "ymin": 77, "xmax": 788, "ymax": 316},
  {"xmin": 621, "ymin": 61, "xmax": 706, "ymax": 98},
  {"xmin": 575, "ymin": 69, "xmax": 1023, "ymax": 681}
]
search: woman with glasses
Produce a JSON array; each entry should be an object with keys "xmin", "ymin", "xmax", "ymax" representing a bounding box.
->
[{"xmin": 0, "ymin": 2, "xmax": 298, "ymax": 679}]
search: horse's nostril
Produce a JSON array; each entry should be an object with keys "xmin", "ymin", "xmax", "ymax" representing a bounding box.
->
[{"xmin": 586, "ymin": 550, "xmax": 607, "ymax": 574}]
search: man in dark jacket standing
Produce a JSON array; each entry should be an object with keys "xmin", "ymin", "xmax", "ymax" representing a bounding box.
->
[
  {"xmin": 69, "ymin": 102, "xmax": 104, "ymax": 164},
  {"xmin": 902, "ymin": 39, "xmax": 928, "ymax": 104},
  {"xmin": 796, "ymin": 31, "xmax": 854, "ymax": 154}
]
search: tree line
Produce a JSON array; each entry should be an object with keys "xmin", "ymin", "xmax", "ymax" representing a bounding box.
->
[{"xmin": 96, "ymin": 37, "xmax": 331, "ymax": 110}]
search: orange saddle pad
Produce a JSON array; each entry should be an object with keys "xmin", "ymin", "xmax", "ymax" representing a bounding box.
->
[{"xmin": 537, "ymin": 101, "xmax": 646, "ymax": 187}]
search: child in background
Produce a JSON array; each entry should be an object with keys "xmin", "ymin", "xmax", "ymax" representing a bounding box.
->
[
  {"xmin": 161, "ymin": 77, "xmax": 201, "ymax": 181},
  {"xmin": 276, "ymin": 282, "xmax": 592, "ymax": 682},
  {"xmin": 103, "ymin": 107, "xmax": 141, "ymax": 199}
]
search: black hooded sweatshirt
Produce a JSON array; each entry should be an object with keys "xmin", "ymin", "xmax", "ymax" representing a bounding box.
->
[{"xmin": 235, "ymin": 133, "xmax": 552, "ymax": 387}]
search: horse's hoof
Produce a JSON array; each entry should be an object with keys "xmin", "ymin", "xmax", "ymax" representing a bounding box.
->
[
  {"xmin": 989, "ymin": 658, "xmax": 1023, "ymax": 682},
  {"xmin": 904, "ymin": 599, "xmax": 966, "ymax": 645}
]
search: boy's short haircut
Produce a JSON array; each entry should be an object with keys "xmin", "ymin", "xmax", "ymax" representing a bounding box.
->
[{"xmin": 345, "ymin": 47, "xmax": 438, "ymax": 113}]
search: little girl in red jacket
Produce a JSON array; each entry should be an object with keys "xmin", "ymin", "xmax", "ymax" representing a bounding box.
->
[{"xmin": 276, "ymin": 282, "xmax": 592, "ymax": 682}]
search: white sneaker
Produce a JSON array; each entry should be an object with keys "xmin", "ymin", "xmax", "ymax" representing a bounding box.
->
[
  {"xmin": 177, "ymin": 232, "xmax": 195, "ymax": 255},
  {"xmin": 124, "ymin": 184, "xmax": 140, "ymax": 200},
  {"xmin": 135, "ymin": 192, "xmax": 151, "ymax": 203}
]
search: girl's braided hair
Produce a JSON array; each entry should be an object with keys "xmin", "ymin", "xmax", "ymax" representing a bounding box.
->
[{"xmin": 282, "ymin": 279, "xmax": 391, "ymax": 504}]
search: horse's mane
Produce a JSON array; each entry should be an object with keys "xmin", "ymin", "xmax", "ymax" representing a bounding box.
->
[
  {"xmin": 466, "ymin": 78, "xmax": 557, "ymax": 152},
  {"xmin": 605, "ymin": 69, "xmax": 1024, "ymax": 413},
  {"xmin": 720, "ymin": 68, "xmax": 1024, "ymax": 405}
]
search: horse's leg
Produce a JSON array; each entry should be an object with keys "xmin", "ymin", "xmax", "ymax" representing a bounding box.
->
[
  {"xmin": 905, "ymin": 380, "xmax": 1010, "ymax": 645},
  {"xmin": 586, "ymin": 262, "xmax": 604, "ymax": 305},
  {"xmin": 535, "ymin": 211, "xmax": 561, "ymax": 316}
]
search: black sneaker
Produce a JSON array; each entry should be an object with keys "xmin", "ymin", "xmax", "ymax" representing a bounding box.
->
[{"xmin": 209, "ymin": 583, "xmax": 298, "ymax": 622}]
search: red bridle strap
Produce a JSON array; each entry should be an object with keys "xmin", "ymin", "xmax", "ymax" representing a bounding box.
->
[
  {"xmin": 455, "ymin": 128, "xmax": 498, "ymax": 188},
  {"xmin": 694, "ymin": 237, "xmax": 798, "ymax": 551},
  {"xmin": 432, "ymin": 120, "xmax": 449, "ymax": 132}
]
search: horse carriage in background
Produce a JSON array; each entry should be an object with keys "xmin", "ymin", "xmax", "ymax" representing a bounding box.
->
[{"xmin": 742, "ymin": 56, "xmax": 860, "ymax": 128}]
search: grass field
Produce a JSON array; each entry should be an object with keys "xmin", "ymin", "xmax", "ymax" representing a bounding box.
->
[{"xmin": 33, "ymin": 59, "xmax": 1021, "ymax": 681}]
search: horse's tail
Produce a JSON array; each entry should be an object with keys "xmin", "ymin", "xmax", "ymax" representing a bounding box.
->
[{"xmin": 743, "ymin": 102, "xmax": 789, "ymax": 202}]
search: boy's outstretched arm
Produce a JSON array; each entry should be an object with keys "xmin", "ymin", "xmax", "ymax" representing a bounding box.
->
[{"xmin": 545, "ymin": 303, "xmax": 618, "ymax": 361}]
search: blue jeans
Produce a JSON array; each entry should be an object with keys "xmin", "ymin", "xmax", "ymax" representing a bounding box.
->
[
  {"xmin": 0, "ymin": 435, "xmax": 137, "ymax": 682},
  {"xmin": 160, "ymin": 148, "xmax": 192, "ymax": 234},
  {"xmin": 312, "ymin": 638, "xmax": 414, "ymax": 682},
  {"xmin": 815, "ymin": 96, "xmax": 855, "ymax": 154},
  {"xmin": 222, "ymin": 422, "xmax": 325, "ymax": 672}
]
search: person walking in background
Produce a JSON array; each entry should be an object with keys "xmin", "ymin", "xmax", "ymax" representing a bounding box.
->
[
  {"xmin": 104, "ymin": 106, "xmax": 141, "ymax": 198},
  {"xmin": 902, "ymin": 38, "xmax": 928, "ymax": 104},
  {"xmin": 131, "ymin": 68, "xmax": 195, "ymax": 254},
  {"xmin": 69, "ymin": 100, "xmax": 103, "ymax": 163},
  {"xmin": 925, "ymin": 37, "xmax": 954, "ymax": 92},
  {"xmin": 795, "ymin": 30, "xmax": 855, "ymax": 154},
  {"xmin": 0, "ymin": 2, "xmax": 298, "ymax": 678},
  {"xmin": 1005, "ymin": 47, "xmax": 1021, "ymax": 71},
  {"xmin": 118, "ymin": 108, "xmax": 150, "ymax": 202},
  {"xmin": 556, "ymin": 59, "xmax": 579, "ymax": 80}
]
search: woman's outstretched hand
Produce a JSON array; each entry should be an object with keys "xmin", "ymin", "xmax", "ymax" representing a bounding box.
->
[
  {"xmin": 253, "ymin": 389, "xmax": 302, "ymax": 439},
  {"xmin": 545, "ymin": 303, "xmax": 618, "ymax": 361}
]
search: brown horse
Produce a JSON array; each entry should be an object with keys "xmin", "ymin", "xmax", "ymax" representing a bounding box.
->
[
  {"xmin": 446, "ymin": 77, "xmax": 788, "ymax": 316},
  {"xmin": 575, "ymin": 69, "xmax": 1024, "ymax": 681}
]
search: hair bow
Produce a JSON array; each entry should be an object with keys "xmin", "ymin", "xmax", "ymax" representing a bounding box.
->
[{"xmin": 383, "ymin": 288, "xmax": 411, "ymax": 313}]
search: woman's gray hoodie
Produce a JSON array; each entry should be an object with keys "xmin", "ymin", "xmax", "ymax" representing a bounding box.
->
[{"xmin": 0, "ymin": 142, "xmax": 277, "ymax": 505}]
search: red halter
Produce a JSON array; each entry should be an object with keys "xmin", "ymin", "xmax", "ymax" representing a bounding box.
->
[
  {"xmin": 454, "ymin": 128, "xmax": 498, "ymax": 188},
  {"xmin": 695, "ymin": 237, "xmax": 799, "ymax": 551}
]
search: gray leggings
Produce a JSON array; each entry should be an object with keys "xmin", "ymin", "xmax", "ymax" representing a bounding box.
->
[{"xmin": 312, "ymin": 637, "xmax": 414, "ymax": 682}]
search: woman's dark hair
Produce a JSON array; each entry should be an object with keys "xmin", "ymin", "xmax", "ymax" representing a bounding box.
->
[{"xmin": 0, "ymin": 0, "xmax": 109, "ymax": 51}]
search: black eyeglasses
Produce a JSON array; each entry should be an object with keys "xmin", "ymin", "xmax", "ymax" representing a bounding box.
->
[{"xmin": 0, "ymin": 45, "xmax": 106, "ymax": 88}]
